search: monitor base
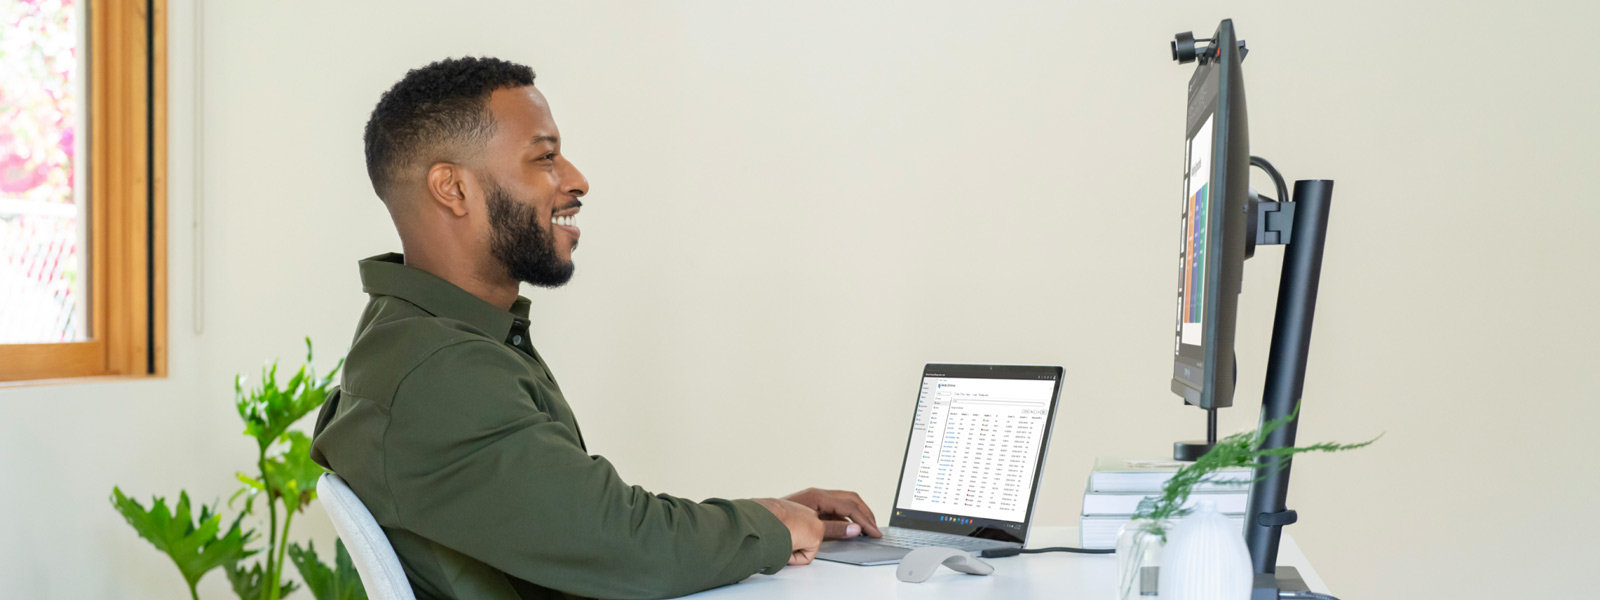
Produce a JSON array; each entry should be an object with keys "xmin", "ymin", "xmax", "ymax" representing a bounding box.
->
[
  {"xmin": 1173, "ymin": 401, "xmax": 1221, "ymax": 461},
  {"xmin": 1137, "ymin": 566, "xmax": 1308, "ymax": 597},
  {"xmin": 1173, "ymin": 440, "xmax": 1214, "ymax": 461},
  {"xmin": 1252, "ymin": 568, "xmax": 1311, "ymax": 600}
]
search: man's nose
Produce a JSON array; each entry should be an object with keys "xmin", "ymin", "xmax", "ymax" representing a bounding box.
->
[{"xmin": 562, "ymin": 157, "xmax": 589, "ymax": 198}]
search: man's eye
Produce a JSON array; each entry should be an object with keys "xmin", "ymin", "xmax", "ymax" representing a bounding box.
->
[{"xmin": 540, "ymin": 153, "xmax": 557, "ymax": 161}]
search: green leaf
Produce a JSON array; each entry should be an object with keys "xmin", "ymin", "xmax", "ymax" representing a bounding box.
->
[
  {"xmin": 263, "ymin": 431, "xmax": 328, "ymax": 514},
  {"xmin": 231, "ymin": 472, "xmax": 266, "ymax": 515},
  {"xmin": 225, "ymin": 559, "xmax": 298, "ymax": 600},
  {"xmin": 1129, "ymin": 402, "xmax": 1381, "ymax": 540},
  {"xmin": 236, "ymin": 338, "xmax": 344, "ymax": 453},
  {"xmin": 110, "ymin": 488, "xmax": 255, "ymax": 595},
  {"xmin": 289, "ymin": 539, "xmax": 370, "ymax": 600}
]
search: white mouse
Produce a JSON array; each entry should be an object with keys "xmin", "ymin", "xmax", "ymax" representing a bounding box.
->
[{"xmin": 895, "ymin": 546, "xmax": 995, "ymax": 583}]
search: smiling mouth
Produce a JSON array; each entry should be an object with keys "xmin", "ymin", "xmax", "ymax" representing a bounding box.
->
[{"xmin": 552, "ymin": 206, "xmax": 581, "ymax": 244}]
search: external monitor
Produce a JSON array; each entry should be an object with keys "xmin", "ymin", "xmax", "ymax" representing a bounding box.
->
[
  {"xmin": 1165, "ymin": 20, "xmax": 1340, "ymax": 591},
  {"xmin": 1171, "ymin": 19, "xmax": 1249, "ymax": 412}
]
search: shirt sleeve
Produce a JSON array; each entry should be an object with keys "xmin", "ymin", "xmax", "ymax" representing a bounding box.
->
[{"xmin": 383, "ymin": 339, "xmax": 792, "ymax": 600}]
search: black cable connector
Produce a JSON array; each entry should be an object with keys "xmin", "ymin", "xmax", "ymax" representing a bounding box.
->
[{"xmin": 979, "ymin": 546, "xmax": 1115, "ymax": 558}]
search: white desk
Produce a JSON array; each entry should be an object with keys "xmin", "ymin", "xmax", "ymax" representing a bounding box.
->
[{"xmin": 684, "ymin": 526, "xmax": 1327, "ymax": 599}]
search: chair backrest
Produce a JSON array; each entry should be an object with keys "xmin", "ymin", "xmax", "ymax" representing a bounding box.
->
[{"xmin": 317, "ymin": 472, "xmax": 418, "ymax": 600}]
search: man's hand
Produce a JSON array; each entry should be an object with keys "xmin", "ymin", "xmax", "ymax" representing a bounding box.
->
[
  {"xmin": 782, "ymin": 488, "xmax": 882, "ymax": 539},
  {"xmin": 752, "ymin": 497, "xmax": 825, "ymax": 565}
]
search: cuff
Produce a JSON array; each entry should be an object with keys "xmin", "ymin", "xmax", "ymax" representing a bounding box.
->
[{"xmin": 729, "ymin": 498, "xmax": 792, "ymax": 575}]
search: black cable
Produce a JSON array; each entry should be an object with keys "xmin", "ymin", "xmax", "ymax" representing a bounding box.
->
[
  {"xmin": 1278, "ymin": 592, "xmax": 1341, "ymax": 600},
  {"xmin": 1250, "ymin": 155, "xmax": 1289, "ymax": 203},
  {"xmin": 979, "ymin": 546, "xmax": 1115, "ymax": 558}
]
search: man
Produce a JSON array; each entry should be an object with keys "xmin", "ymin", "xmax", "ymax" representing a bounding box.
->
[{"xmin": 309, "ymin": 56, "xmax": 881, "ymax": 600}]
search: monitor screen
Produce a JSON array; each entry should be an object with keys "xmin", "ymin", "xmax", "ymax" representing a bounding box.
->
[
  {"xmin": 1179, "ymin": 113, "xmax": 1216, "ymax": 349},
  {"xmin": 889, "ymin": 364, "xmax": 1062, "ymax": 543}
]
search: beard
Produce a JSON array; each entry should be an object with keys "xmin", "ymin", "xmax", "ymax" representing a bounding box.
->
[{"xmin": 486, "ymin": 180, "xmax": 575, "ymax": 288}]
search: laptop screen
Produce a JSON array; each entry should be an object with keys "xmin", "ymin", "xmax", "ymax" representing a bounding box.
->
[{"xmin": 887, "ymin": 364, "xmax": 1063, "ymax": 544}]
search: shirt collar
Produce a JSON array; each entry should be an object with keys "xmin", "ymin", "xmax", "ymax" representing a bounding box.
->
[{"xmin": 359, "ymin": 253, "xmax": 532, "ymax": 340}]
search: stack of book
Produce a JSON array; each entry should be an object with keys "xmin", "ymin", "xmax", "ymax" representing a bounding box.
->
[{"xmin": 1079, "ymin": 456, "xmax": 1253, "ymax": 549}]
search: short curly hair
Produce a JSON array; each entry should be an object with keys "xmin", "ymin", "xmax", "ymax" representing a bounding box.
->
[{"xmin": 363, "ymin": 56, "xmax": 536, "ymax": 199}]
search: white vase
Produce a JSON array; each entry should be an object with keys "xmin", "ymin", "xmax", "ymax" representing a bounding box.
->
[{"xmin": 1157, "ymin": 501, "xmax": 1252, "ymax": 600}]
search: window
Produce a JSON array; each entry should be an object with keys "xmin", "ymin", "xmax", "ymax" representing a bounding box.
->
[{"xmin": 0, "ymin": 0, "xmax": 166, "ymax": 382}]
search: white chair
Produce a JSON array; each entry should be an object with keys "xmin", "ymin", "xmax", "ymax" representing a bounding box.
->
[{"xmin": 317, "ymin": 472, "xmax": 418, "ymax": 600}]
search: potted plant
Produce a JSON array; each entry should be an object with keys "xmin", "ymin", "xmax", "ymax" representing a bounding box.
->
[{"xmin": 111, "ymin": 339, "xmax": 366, "ymax": 599}]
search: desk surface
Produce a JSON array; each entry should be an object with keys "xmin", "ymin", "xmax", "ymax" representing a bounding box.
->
[{"xmin": 684, "ymin": 526, "xmax": 1326, "ymax": 599}]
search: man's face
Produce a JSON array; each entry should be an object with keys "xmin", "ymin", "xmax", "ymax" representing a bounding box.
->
[{"xmin": 476, "ymin": 86, "xmax": 588, "ymax": 287}]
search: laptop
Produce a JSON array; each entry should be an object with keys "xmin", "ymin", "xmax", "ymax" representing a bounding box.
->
[{"xmin": 817, "ymin": 363, "xmax": 1065, "ymax": 566}]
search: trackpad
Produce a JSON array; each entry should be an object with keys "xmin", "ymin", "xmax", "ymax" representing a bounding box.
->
[{"xmin": 816, "ymin": 540, "xmax": 912, "ymax": 565}]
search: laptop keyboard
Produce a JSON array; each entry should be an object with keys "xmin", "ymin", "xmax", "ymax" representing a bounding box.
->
[{"xmin": 873, "ymin": 526, "xmax": 1009, "ymax": 552}]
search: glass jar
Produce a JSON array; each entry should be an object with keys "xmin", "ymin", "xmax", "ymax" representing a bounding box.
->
[{"xmin": 1115, "ymin": 519, "xmax": 1167, "ymax": 600}]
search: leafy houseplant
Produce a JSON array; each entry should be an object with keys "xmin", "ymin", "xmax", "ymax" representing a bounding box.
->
[
  {"xmin": 111, "ymin": 339, "xmax": 366, "ymax": 600},
  {"xmin": 109, "ymin": 490, "xmax": 252, "ymax": 600},
  {"xmin": 1114, "ymin": 406, "xmax": 1377, "ymax": 600},
  {"xmin": 1130, "ymin": 406, "xmax": 1379, "ymax": 538}
]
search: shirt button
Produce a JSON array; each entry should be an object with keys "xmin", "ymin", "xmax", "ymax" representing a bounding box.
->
[{"xmin": 512, "ymin": 335, "xmax": 522, "ymax": 345}]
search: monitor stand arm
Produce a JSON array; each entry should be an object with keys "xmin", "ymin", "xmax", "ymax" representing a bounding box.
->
[{"xmin": 1245, "ymin": 179, "xmax": 1333, "ymax": 598}]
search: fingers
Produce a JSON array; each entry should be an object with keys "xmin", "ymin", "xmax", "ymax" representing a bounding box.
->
[
  {"xmin": 789, "ymin": 547, "xmax": 817, "ymax": 566},
  {"xmin": 822, "ymin": 520, "xmax": 862, "ymax": 539},
  {"xmin": 780, "ymin": 488, "xmax": 883, "ymax": 538},
  {"xmin": 790, "ymin": 515, "xmax": 823, "ymax": 565},
  {"xmin": 820, "ymin": 490, "xmax": 882, "ymax": 538},
  {"xmin": 837, "ymin": 490, "xmax": 882, "ymax": 538}
]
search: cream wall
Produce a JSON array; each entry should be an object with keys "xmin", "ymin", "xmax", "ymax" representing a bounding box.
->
[{"xmin": 1, "ymin": 1, "xmax": 1596, "ymax": 598}]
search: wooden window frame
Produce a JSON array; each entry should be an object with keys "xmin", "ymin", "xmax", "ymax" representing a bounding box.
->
[{"xmin": 0, "ymin": 0, "xmax": 167, "ymax": 383}]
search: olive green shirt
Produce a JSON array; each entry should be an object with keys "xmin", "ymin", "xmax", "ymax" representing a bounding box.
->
[{"xmin": 310, "ymin": 253, "xmax": 790, "ymax": 600}]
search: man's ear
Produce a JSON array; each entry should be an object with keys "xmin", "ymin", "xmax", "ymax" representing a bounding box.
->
[{"xmin": 425, "ymin": 162, "xmax": 472, "ymax": 217}]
